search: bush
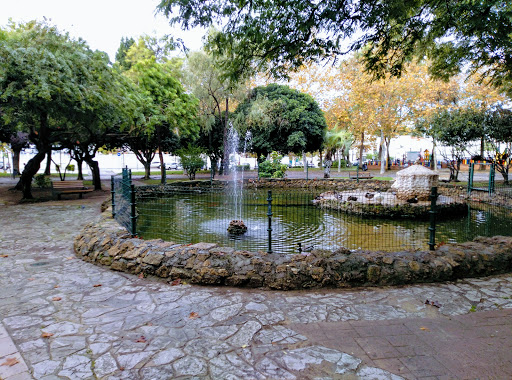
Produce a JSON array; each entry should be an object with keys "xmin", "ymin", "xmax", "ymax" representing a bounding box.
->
[
  {"xmin": 258, "ymin": 152, "xmax": 288, "ymax": 178},
  {"xmin": 33, "ymin": 174, "xmax": 52, "ymax": 188},
  {"xmin": 235, "ymin": 164, "xmax": 251, "ymax": 171},
  {"xmin": 177, "ymin": 145, "xmax": 205, "ymax": 180},
  {"xmin": 331, "ymin": 159, "xmax": 347, "ymax": 168}
]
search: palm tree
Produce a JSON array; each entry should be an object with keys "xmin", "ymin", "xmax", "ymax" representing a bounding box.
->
[{"xmin": 323, "ymin": 129, "xmax": 354, "ymax": 178}]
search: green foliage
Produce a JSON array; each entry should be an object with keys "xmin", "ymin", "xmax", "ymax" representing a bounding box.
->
[
  {"xmin": 33, "ymin": 174, "xmax": 52, "ymax": 188},
  {"xmin": 157, "ymin": 0, "xmax": 512, "ymax": 94},
  {"xmin": 177, "ymin": 145, "xmax": 205, "ymax": 180},
  {"xmin": 331, "ymin": 160, "xmax": 347, "ymax": 169},
  {"xmin": 235, "ymin": 84, "xmax": 326, "ymax": 157},
  {"xmin": 121, "ymin": 53, "xmax": 199, "ymax": 179},
  {"xmin": 0, "ymin": 20, "xmax": 135, "ymax": 197},
  {"xmin": 115, "ymin": 37, "xmax": 135, "ymax": 71},
  {"xmin": 258, "ymin": 152, "xmax": 288, "ymax": 178}
]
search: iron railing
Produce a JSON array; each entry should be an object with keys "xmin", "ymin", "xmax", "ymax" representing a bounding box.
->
[
  {"xmin": 112, "ymin": 181, "xmax": 512, "ymax": 254},
  {"xmin": 111, "ymin": 167, "xmax": 137, "ymax": 236}
]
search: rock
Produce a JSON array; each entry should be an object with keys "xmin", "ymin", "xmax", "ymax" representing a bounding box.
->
[{"xmin": 227, "ymin": 220, "xmax": 248, "ymax": 235}]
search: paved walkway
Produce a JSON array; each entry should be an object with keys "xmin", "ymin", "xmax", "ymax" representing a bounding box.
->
[{"xmin": 0, "ymin": 190, "xmax": 511, "ymax": 379}]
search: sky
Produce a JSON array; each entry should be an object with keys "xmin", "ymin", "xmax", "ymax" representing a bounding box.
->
[{"xmin": 1, "ymin": 0, "xmax": 206, "ymax": 62}]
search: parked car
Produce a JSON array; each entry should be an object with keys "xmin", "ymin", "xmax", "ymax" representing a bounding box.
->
[{"xmin": 167, "ymin": 162, "xmax": 181, "ymax": 170}]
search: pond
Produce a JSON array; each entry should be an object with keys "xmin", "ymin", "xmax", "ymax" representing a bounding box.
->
[{"xmin": 136, "ymin": 188, "xmax": 512, "ymax": 254}]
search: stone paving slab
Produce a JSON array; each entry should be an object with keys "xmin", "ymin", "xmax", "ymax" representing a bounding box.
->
[{"xmin": 0, "ymin": 194, "xmax": 512, "ymax": 379}]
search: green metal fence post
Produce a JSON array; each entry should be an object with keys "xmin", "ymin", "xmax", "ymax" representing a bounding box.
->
[
  {"xmin": 467, "ymin": 163, "xmax": 474, "ymax": 195},
  {"xmin": 489, "ymin": 163, "xmax": 495, "ymax": 195},
  {"xmin": 267, "ymin": 190, "xmax": 273, "ymax": 254},
  {"xmin": 356, "ymin": 164, "xmax": 360, "ymax": 183},
  {"xmin": 210, "ymin": 167, "xmax": 214, "ymax": 186},
  {"xmin": 111, "ymin": 176, "xmax": 116, "ymax": 218},
  {"xmin": 130, "ymin": 184, "xmax": 137, "ymax": 237},
  {"xmin": 306, "ymin": 163, "xmax": 309, "ymax": 180},
  {"xmin": 428, "ymin": 186, "xmax": 438, "ymax": 251}
]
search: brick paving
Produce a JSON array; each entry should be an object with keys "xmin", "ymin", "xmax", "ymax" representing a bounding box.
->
[{"xmin": 0, "ymin": 182, "xmax": 511, "ymax": 379}]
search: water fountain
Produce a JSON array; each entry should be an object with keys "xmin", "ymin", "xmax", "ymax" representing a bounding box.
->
[{"xmin": 226, "ymin": 126, "xmax": 252, "ymax": 235}]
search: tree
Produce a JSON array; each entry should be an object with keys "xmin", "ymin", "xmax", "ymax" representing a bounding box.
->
[
  {"xmin": 122, "ymin": 56, "xmax": 199, "ymax": 182},
  {"xmin": 115, "ymin": 37, "xmax": 135, "ymax": 71},
  {"xmin": 177, "ymin": 145, "xmax": 205, "ymax": 180},
  {"xmin": 417, "ymin": 108, "xmax": 484, "ymax": 181},
  {"xmin": 234, "ymin": 84, "xmax": 326, "ymax": 159},
  {"xmin": 322, "ymin": 129, "xmax": 353, "ymax": 178},
  {"xmin": 0, "ymin": 20, "xmax": 131, "ymax": 198},
  {"xmin": 484, "ymin": 108, "xmax": 512, "ymax": 183},
  {"xmin": 183, "ymin": 49, "xmax": 246, "ymax": 175},
  {"xmin": 157, "ymin": 0, "xmax": 512, "ymax": 93},
  {"xmin": 196, "ymin": 112, "xmax": 225, "ymax": 175}
]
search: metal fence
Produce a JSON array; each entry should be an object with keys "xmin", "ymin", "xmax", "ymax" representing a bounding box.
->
[
  {"xmin": 111, "ymin": 168, "xmax": 137, "ymax": 236},
  {"xmin": 111, "ymin": 176, "xmax": 512, "ymax": 254}
]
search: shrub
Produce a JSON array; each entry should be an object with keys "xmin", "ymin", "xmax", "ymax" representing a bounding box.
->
[
  {"xmin": 33, "ymin": 174, "xmax": 52, "ymax": 188},
  {"xmin": 235, "ymin": 164, "xmax": 251, "ymax": 171},
  {"xmin": 331, "ymin": 159, "xmax": 347, "ymax": 168},
  {"xmin": 258, "ymin": 152, "xmax": 288, "ymax": 178},
  {"xmin": 177, "ymin": 145, "xmax": 205, "ymax": 180}
]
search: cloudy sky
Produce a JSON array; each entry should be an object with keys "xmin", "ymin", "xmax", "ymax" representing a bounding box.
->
[{"xmin": 1, "ymin": 0, "xmax": 205, "ymax": 61}]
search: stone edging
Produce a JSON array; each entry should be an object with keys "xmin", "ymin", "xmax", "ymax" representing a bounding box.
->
[{"xmin": 74, "ymin": 215, "xmax": 512, "ymax": 290}]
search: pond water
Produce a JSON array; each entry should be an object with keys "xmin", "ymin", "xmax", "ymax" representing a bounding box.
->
[{"xmin": 136, "ymin": 189, "xmax": 512, "ymax": 254}]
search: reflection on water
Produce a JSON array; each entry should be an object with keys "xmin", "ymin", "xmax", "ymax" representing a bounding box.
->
[{"xmin": 136, "ymin": 189, "xmax": 512, "ymax": 254}]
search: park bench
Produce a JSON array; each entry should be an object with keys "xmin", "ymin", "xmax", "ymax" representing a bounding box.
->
[
  {"xmin": 348, "ymin": 171, "xmax": 373, "ymax": 180},
  {"xmin": 52, "ymin": 180, "xmax": 93, "ymax": 200}
]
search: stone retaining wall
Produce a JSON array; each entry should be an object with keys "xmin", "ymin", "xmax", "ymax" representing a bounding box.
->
[{"xmin": 74, "ymin": 215, "xmax": 512, "ymax": 290}]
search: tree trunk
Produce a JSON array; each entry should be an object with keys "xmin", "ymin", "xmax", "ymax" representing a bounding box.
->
[
  {"xmin": 385, "ymin": 138, "xmax": 391, "ymax": 170},
  {"xmin": 159, "ymin": 149, "xmax": 166, "ymax": 185},
  {"xmin": 209, "ymin": 154, "xmax": 217, "ymax": 178},
  {"xmin": 85, "ymin": 157, "xmax": 101, "ymax": 190},
  {"xmin": 358, "ymin": 132, "xmax": 364, "ymax": 166},
  {"xmin": 222, "ymin": 98, "xmax": 230, "ymax": 175},
  {"xmin": 144, "ymin": 162, "xmax": 151, "ymax": 179},
  {"xmin": 76, "ymin": 158, "xmax": 84, "ymax": 180},
  {"xmin": 323, "ymin": 150, "xmax": 332, "ymax": 178},
  {"xmin": 44, "ymin": 151, "xmax": 52, "ymax": 175},
  {"xmin": 12, "ymin": 148, "xmax": 21, "ymax": 175},
  {"xmin": 17, "ymin": 149, "xmax": 48, "ymax": 199},
  {"xmin": 380, "ymin": 130, "xmax": 385, "ymax": 174}
]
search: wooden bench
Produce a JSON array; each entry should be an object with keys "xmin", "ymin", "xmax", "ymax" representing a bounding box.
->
[
  {"xmin": 348, "ymin": 171, "xmax": 373, "ymax": 180},
  {"xmin": 52, "ymin": 180, "xmax": 94, "ymax": 199}
]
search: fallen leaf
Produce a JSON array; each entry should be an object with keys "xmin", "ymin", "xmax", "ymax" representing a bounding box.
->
[
  {"xmin": 28, "ymin": 278, "xmax": 35, "ymax": 281},
  {"xmin": 241, "ymin": 344, "xmax": 248, "ymax": 348},
  {"xmin": 170, "ymin": 278, "xmax": 181, "ymax": 286},
  {"xmin": 93, "ymin": 284, "xmax": 102, "ymax": 287},
  {"xmin": 135, "ymin": 336, "xmax": 147, "ymax": 343},
  {"xmin": 189, "ymin": 312, "xmax": 199, "ymax": 319},
  {"xmin": 0, "ymin": 254, "xmax": 8, "ymax": 258},
  {"xmin": 138, "ymin": 273, "xmax": 144, "ymax": 279},
  {"xmin": 1, "ymin": 357, "xmax": 19, "ymax": 366},
  {"xmin": 420, "ymin": 327, "xmax": 430, "ymax": 331},
  {"xmin": 54, "ymin": 285, "xmax": 59, "ymax": 288},
  {"xmin": 41, "ymin": 332, "xmax": 54, "ymax": 338},
  {"xmin": 66, "ymin": 256, "xmax": 74, "ymax": 260},
  {"xmin": 145, "ymin": 322, "xmax": 153, "ymax": 326},
  {"xmin": 52, "ymin": 297, "xmax": 62, "ymax": 301}
]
